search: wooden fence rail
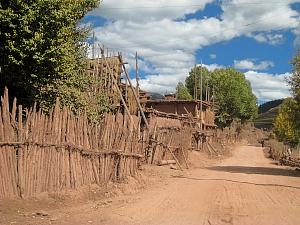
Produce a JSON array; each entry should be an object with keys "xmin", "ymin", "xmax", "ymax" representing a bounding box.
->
[{"xmin": 0, "ymin": 88, "xmax": 142, "ymax": 199}]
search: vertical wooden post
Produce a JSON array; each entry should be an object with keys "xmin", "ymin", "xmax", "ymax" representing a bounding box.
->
[
  {"xmin": 17, "ymin": 104, "xmax": 23, "ymax": 198},
  {"xmin": 135, "ymin": 52, "xmax": 140, "ymax": 98},
  {"xmin": 118, "ymin": 54, "xmax": 149, "ymax": 129},
  {"xmin": 136, "ymin": 52, "xmax": 141, "ymax": 121},
  {"xmin": 92, "ymin": 31, "xmax": 95, "ymax": 59},
  {"xmin": 123, "ymin": 72, "xmax": 128, "ymax": 129},
  {"xmin": 212, "ymin": 86, "xmax": 215, "ymax": 113},
  {"xmin": 205, "ymin": 80, "xmax": 208, "ymax": 101},
  {"xmin": 100, "ymin": 48, "xmax": 135, "ymax": 129},
  {"xmin": 194, "ymin": 65, "xmax": 197, "ymax": 100},
  {"xmin": 125, "ymin": 74, "xmax": 128, "ymax": 103},
  {"xmin": 200, "ymin": 61, "xmax": 203, "ymax": 131}
]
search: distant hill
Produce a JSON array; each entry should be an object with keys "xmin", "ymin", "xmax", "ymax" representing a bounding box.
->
[
  {"xmin": 258, "ymin": 99, "xmax": 284, "ymax": 114},
  {"xmin": 254, "ymin": 99, "xmax": 285, "ymax": 130},
  {"xmin": 149, "ymin": 92, "xmax": 164, "ymax": 100},
  {"xmin": 254, "ymin": 106, "xmax": 280, "ymax": 130}
]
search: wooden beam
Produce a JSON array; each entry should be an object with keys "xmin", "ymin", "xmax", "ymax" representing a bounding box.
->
[
  {"xmin": 166, "ymin": 146, "xmax": 183, "ymax": 171},
  {"xmin": 118, "ymin": 54, "xmax": 149, "ymax": 129},
  {"xmin": 100, "ymin": 49, "xmax": 135, "ymax": 129}
]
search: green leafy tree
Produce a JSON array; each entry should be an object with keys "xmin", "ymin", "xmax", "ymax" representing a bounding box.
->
[
  {"xmin": 0, "ymin": 0, "xmax": 101, "ymax": 118},
  {"xmin": 274, "ymin": 51, "xmax": 300, "ymax": 146},
  {"xmin": 274, "ymin": 98, "xmax": 300, "ymax": 146},
  {"xmin": 176, "ymin": 82, "xmax": 192, "ymax": 100},
  {"xmin": 185, "ymin": 66, "xmax": 211, "ymax": 100},
  {"xmin": 290, "ymin": 50, "xmax": 300, "ymax": 103},
  {"xmin": 185, "ymin": 67, "xmax": 257, "ymax": 128},
  {"xmin": 210, "ymin": 68, "xmax": 257, "ymax": 127}
]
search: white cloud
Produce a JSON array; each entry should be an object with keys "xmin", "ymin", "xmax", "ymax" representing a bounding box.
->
[
  {"xmin": 249, "ymin": 33, "xmax": 284, "ymax": 45},
  {"xmin": 220, "ymin": 1, "xmax": 299, "ymax": 34},
  {"xmin": 86, "ymin": 0, "xmax": 300, "ymax": 95},
  {"xmin": 202, "ymin": 63, "xmax": 224, "ymax": 71},
  {"xmin": 234, "ymin": 59, "xmax": 275, "ymax": 70},
  {"xmin": 210, "ymin": 54, "xmax": 217, "ymax": 59},
  {"xmin": 90, "ymin": 0, "xmax": 213, "ymax": 21},
  {"xmin": 293, "ymin": 24, "xmax": 300, "ymax": 46},
  {"xmin": 245, "ymin": 71, "xmax": 292, "ymax": 102},
  {"xmin": 135, "ymin": 65, "xmax": 292, "ymax": 103},
  {"xmin": 131, "ymin": 63, "xmax": 224, "ymax": 94}
]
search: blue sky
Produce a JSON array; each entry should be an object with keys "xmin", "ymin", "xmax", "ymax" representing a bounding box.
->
[{"xmin": 82, "ymin": 0, "xmax": 300, "ymax": 103}]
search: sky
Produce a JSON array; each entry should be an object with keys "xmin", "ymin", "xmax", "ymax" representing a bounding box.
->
[{"xmin": 82, "ymin": 0, "xmax": 300, "ymax": 104}]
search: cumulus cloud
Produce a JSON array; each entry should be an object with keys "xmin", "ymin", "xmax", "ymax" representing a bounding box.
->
[
  {"xmin": 133, "ymin": 63, "xmax": 224, "ymax": 94},
  {"xmin": 245, "ymin": 71, "xmax": 292, "ymax": 101},
  {"xmin": 85, "ymin": 0, "xmax": 300, "ymax": 98},
  {"xmin": 210, "ymin": 54, "xmax": 217, "ymax": 59},
  {"xmin": 89, "ymin": 0, "xmax": 213, "ymax": 21},
  {"xmin": 135, "ymin": 63, "xmax": 292, "ymax": 103},
  {"xmin": 202, "ymin": 63, "xmax": 224, "ymax": 71},
  {"xmin": 249, "ymin": 33, "xmax": 284, "ymax": 45},
  {"xmin": 234, "ymin": 59, "xmax": 275, "ymax": 70},
  {"xmin": 220, "ymin": 1, "xmax": 299, "ymax": 34},
  {"xmin": 293, "ymin": 24, "xmax": 300, "ymax": 46}
]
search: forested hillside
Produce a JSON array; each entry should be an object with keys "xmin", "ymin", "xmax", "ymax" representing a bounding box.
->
[{"xmin": 258, "ymin": 99, "xmax": 284, "ymax": 114}]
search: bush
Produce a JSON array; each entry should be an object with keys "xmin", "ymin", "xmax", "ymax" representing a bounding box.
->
[
  {"xmin": 274, "ymin": 98, "xmax": 300, "ymax": 146},
  {"xmin": 267, "ymin": 139, "xmax": 285, "ymax": 160}
]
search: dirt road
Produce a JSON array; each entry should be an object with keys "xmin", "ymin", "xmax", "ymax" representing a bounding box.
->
[
  {"xmin": 50, "ymin": 145, "xmax": 299, "ymax": 225},
  {"xmin": 2, "ymin": 145, "xmax": 300, "ymax": 225}
]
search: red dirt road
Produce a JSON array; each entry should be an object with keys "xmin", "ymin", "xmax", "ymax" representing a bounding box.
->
[
  {"xmin": 2, "ymin": 145, "xmax": 300, "ymax": 225},
  {"xmin": 58, "ymin": 145, "xmax": 300, "ymax": 225}
]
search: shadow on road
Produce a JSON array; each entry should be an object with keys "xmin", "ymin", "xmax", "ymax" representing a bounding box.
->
[
  {"xmin": 207, "ymin": 166, "xmax": 300, "ymax": 178},
  {"xmin": 247, "ymin": 144, "xmax": 263, "ymax": 147},
  {"xmin": 172, "ymin": 176, "xmax": 300, "ymax": 190}
]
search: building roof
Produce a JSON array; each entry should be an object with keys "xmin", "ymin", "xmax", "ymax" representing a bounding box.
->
[{"xmin": 146, "ymin": 99, "xmax": 214, "ymax": 107}]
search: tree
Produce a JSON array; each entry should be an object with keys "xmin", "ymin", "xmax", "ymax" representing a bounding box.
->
[
  {"xmin": 274, "ymin": 98, "xmax": 300, "ymax": 146},
  {"xmin": 185, "ymin": 66, "xmax": 211, "ymax": 100},
  {"xmin": 0, "ymin": 0, "xmax": 100, "ymax": 116},
  {"xmin": 176, "ymin": 82, "xmax": 192, "ymax": 100},
  {"xmin": 290, "ymin": 50, "xmax": 300, "ymax": 103},
  {"xmin": 275, "ymin": 51, "xmax": 300, "ymax": 146},
  {"xmin": 209, "ymin": 68, "xmax": 257, "ymax": 127},
  {"xmin": 185, "ymin": 67, "xmax": 257, "ymax": 128}
]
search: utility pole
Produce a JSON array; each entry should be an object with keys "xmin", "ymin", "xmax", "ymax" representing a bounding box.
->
[
  {"xmin": 212, "ymin": 87, "xmax": 215, "ymax": 109},
  {"xmin": 92, "ymin": 31, "xmax": 95, "ymax": 59},
  {"xmin": 206, "ymin": 80, "xmax": 209, "ymax": 101},
  {"xmin": 135, "ymin": 52, "xmax": 141, "ymax": 120},
  {"xmin": 194, "ymin": 65, "xmax": 197, "ymax": 100},
  {"xmin": 200, "ymin": 60, "xmax": 203, "ymax": 131},
  {"xmin": 135, "ymin": 52, "xmax": 140, "ymax": 98}
]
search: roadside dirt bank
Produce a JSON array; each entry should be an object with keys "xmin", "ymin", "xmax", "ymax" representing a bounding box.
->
[{"xmin": 2, "ymin": 145, "xmax": 300, "ymax": 225}]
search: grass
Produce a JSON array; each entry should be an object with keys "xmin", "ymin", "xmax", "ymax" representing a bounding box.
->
[{"xmin": 254, "ymin": 106, "xmax": 279, "ymax": 130}]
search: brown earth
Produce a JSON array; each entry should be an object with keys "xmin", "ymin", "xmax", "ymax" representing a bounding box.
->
[{"xmin": 1, "ymin": 145, "xmax": 300, "ymax": 225}]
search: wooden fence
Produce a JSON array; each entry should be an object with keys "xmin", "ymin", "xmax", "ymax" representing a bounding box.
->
[
  {"xmin": 143, "ymin": 119, "xmax": 193, "ymax": 169},
  {"xmin": 0, "ymin": 88, "xmax": 142, "ymax": 199}
]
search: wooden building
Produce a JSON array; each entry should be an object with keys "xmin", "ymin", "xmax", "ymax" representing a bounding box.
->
[
  {"xmin": 86, "ymin": 56, "xmax": 143, "ymax": 115},
  {"xmin": 164, "ymin": 93, "xmax": 176, "ymax": 100},
  {"xmin": 145, "ymin": 99, "xmax": 216, "ymax": 130},
  {"xmin": 85, "ymin": 54, "xmax": 216, "ymax": 132},
  {"xmin": 86, "ymin": 56, "xmax": 123, "ymax": 107}
]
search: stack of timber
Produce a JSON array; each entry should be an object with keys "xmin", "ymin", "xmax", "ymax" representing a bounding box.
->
[
  {"xmin": 214, "ymin": 128, "xmax": 238, "ymax": 145},
  {"xmin": 147, "ymin": 111, "xmax": 182, "ymax": 128},
  {"xmin": 144, "ymin": 124, "xmax": 192, "ymax": 170},
  {"xmin": 86, "ymin": 51, "xmax": 144, "ymax": 116},
  {"xmin": 86, "ymin": 55, "xmax": 122, "ymax": 107},
  {"xmin": 0, "ymin": 89, "xmax": 142, "ymax": 199},
  {"xmin": 145, "ymin": 100, "xmax": 217, "ymax": 130},
  {"xmin": 280, "ymin": 157, "xmax": 300, "ymax": 168}
]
